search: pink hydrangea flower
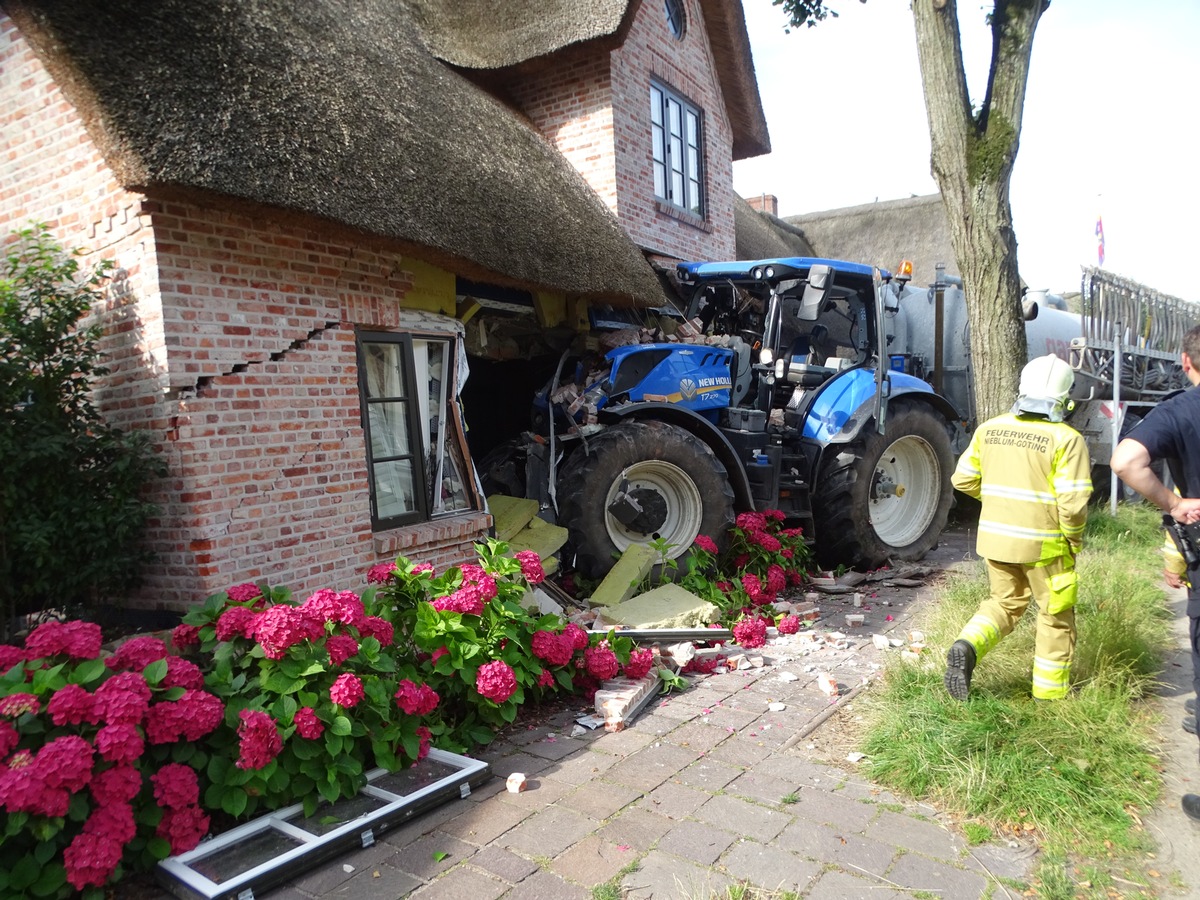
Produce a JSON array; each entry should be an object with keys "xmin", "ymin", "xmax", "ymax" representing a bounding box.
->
[
  {"xmin": 562, "ymin": 622, "xmax": 589, "ymax": 651},
  {"xmin": 514, "ymin": 550, "xmax": 546, "ymax": 584},
  {"xmin": 171, "ymin": 624, "xmax": 201, "ymax": 649},
  {"xmin": 94, "ymin": 673, "xmax": 151, "ymax": 725},
  {"xmin": 623, "ymin": 647, "xmax": 655, "ymax": 680},
  {"xmin": 693, "ymin": 534, "xmax": 719, "ymax": 554},
  {"xmin": 24, "ymin": 620, "xmax": 102, "ymax": 660},
  {"xmin": 732, "ymin": 617, "xmax": 768, "ymax": 649},
  {"xmin": 95, "ymin": 723, "xmax": 144, "ymax": 764},
  {"xmin": 83, "ymin": 800, "xmax": 136, "ymax": 844},
  {"xmin": 735, "ymin": 511, "xmax": 767, "ymax": 531},
  {"xmin": 144, "ymin": 691, "xmax": 224, "ymax": 744},
  {"xmin": 326, "ymin": 634, "xmax": 360, "ymax": 667},
  {"xmin": 584, "ymin": 642, "xmax": 619, "ymax": 680},
  {"xmin": 156, "ymin": 805, "xmax": 210, "ymax": 854},
  {"xmin": 459, "ymin": 564, "xmax": 498, "ymax": 602},
  {"xmin": 475, "ymin": 660, "xmax": 517, "ymax": 703},
  {"xmin": 777, "ymin": 614, "xmax": 801, "ymax": 635},
  {"xmin": 359, "ymin": 616, "xmax": 394, "ymax": 647},
  {"xmin": 162, "ymin": 655, "xmax": 204, "ymax": 691},
  {"xmin": 0, "ymin": 645, "xmax": 25, "ymax": 673},
  {"xmin": 0, "ymin": 721, "xmax": 17, "ymax": 758},
  {"xmin": 537, "ymin": 668, "xmax": 555, "ymax": 688},
  {"xmin": 90, "ymin": 765, "xmax": 142, "ymax": 806},
  {"xmin": 105, "ymin": 636, "xmax": 169, "ymax": 672},
  {"xmin": 235, "ymin": 710, "xmax": 282, "ymax": 770},
  {"xmin": 411, "ymin": 563, "xmax": 434, "ymax": 575},
  {"xmin": 366, "ymin": 562, "xmax": 397, "ymax": 584},
  {"xmin": 531, "ymin": 630, "xmax": 573, "ymax": 667},
  {"xmin": 416, "ymin": 725, "xmax": 432, "ymax": 761},
  {"xmin": 431, "ymin": 592, "xmax": 484, "ymax": 617},
  {"xmin": 330, "ymin": 673, "xmax": 365, "ymax": 708},
  {"xmin": 430, "ymin": 646, "xmax": 449, "ymax": 664},
  {"xmin": 394, "ymin": 679, "xmax": 439, "ymax": 716},
  {"xmin": 215, "ymin": 605, "xmax": 259, "ymax": 641},
  {"xmin": 740, "ymin": 573, "xmax": 769, "ymax": 605},
  {"xmin": 766, "ymin": 564, "xmax": 787, "ymax": 595},
  {"xmin": 63, "ymin": 831, "xmax": 123, "ymax": 890},
  {"xmin": 293, "ymin": 707, "xmax": 324, "ymax": 740},
  {"xmin": 253, "ymin": 604, "xmax": 315, "ymax": 659},
  {"xmin": 151, "ymin": 763, "xmax": 200, "ymax": 809},
  {"xmin": 0, "ymin": 693, "xmax": 40, "ymax": 719},
  {"xmin": 301, "ymin": 589, "xmax": 367, "ymax": 629},
  {"xmin": 226, "ymin": 582, "xmax": 264, "ymax": 604}
]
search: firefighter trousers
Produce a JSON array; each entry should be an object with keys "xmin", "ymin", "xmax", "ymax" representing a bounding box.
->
[{"xmin": 955, "ymin": 555, "xmax": 1078, "ymax": 700}]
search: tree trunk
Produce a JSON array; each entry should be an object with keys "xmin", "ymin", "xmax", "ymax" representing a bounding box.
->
[{"xmin": 911, "ymin": 0, "xmax": 1045, "ymax": 423}]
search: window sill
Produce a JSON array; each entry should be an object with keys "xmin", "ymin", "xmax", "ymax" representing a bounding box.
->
[
  {"xmin": 655, "ymin": 201, "xmax": 711, "ymax": 233},
  {"xmin": 373, "ymin": 509, "xmax": 491, "ymax": 555}
]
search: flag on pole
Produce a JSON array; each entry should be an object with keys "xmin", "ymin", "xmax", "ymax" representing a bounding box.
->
[{"xmin": 1095, "ymin": 215, "xmax": 1105, "ymax": 266}]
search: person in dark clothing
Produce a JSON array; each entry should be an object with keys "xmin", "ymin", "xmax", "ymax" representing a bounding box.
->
[{"xmin": 1111, "ymin": 323, "xmax": 1200, "ymax": 823}]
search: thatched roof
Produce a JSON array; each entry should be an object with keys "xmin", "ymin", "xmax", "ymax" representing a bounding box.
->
[
  {"xmin": 417, "ymin": 0, "xmax": 770, "ymax": 160},
  {"xmin": 734, "ymin": 195, "xmax": 814, "ymax": 261},
  {"xmin": 4, "ymin": 0, "xmax": 668, "ymax": 307},
  {"xmin": 785, "ymin": 194, "xmax": 958, "ymax": 286}
]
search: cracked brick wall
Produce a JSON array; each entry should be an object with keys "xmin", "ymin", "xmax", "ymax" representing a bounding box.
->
[{"xmin": 2, "ymin": 18, "xmax": 489, "ymax": 612}]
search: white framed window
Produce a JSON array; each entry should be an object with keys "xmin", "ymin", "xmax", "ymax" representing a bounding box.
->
[
  {"xmin": 357, "ymin": 332, "xmax": 472, "ymax": 530},
  {"xmin": 650, "ymin": 81, "xmax": 704, "ymax": 217}
]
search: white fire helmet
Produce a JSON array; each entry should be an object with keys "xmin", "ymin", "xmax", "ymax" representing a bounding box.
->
[{"xmin": 1013, "ymin": 354, "xmax": 1075, "ymax": 422}]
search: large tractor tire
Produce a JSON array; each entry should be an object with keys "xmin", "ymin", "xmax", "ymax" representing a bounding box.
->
[
  {"xmin": 557, "ymin": 420, "xmax": 735, "ymax": 579},
  {"xmin": 813, "ymin": 400, "xmax": 954, "ymax": 569}
]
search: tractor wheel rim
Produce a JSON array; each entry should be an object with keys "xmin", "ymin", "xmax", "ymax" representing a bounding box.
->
[
  {"xmin": 869, "ymin": 435, "xmax": 940, "ymax": 547},
  {"xmin": 604, "ymin": 460, "xmax": 703, "ymax": 558}
]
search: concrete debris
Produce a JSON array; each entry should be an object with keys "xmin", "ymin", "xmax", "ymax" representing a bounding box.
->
[
  {"xmin": 522, "ymin": 587, "xmax": 565, "ymax": 618},
  {"xmin": 844, "ymin": 614, "xmax": 865, "ymax": 628},
  {"xmin": 594, "ymin": 667, "xmax": 662, "ymax": 731},
  {"xmin": 570, "ymin": 724, "xmax": 587, "ymax": 738},
  {"xmin": 588, "ymin": 543, "xmax": 660, "ymax": 609},
  {"xmin": 846, "ymin": 752, "xmax": 866, "ymax": 763},
  {"xmin": 871, "ymin": 633, "xmax": 890, "ymax": 650},
  {"xmin": 817, "ymin": 673, "xmax": 839, "ymax": 696},
  {"xmin": 505, "ymin": 773, "xmax": 527, "ymax": 793},
  {"xmin": 594, "ymin": 583, "xmax": 720, "ymax": 629},
  {"xmin": 768, "ymin": 702, "xmax": 787, "ymax": 712}
]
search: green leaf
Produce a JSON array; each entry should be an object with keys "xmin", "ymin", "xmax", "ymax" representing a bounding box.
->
[
  {"xmin": 499, "ymin": 702, "xmax": 518, "ymax": 723},
  {"xmin": 147, "ymin": 837, "xmax": 173, "ymax": 861},
  {"xmin": 263, "ymin": 671, "xmax": 306, "ymax": 694},
  {"xmin": 29, "ymin": 861, "xmax": 66, "ymax": 897},
  {"xmin": 432, "ymin": 851, "xmax": 449, "ymax": 862},
  {"xmin": 68, "ymin": 657, "xmax": 107, "ymax": 686},
  {"xmin": 330, "ymin": 716, "xmax": 353, "ymax": 736},
  {"xmin": 317, "ymin": 778, "xmax": 339, "ymax": 804},
  {"xmin": 221, "ymin": 790, "xmax": 248, "ymax": 817},
  {"xmin": 141, "ymin": 657, "xmax": 168, "ymax": 685},
  {"xmin": 9, "ymin": 854, "xmax": 42, "ymax": 890}
]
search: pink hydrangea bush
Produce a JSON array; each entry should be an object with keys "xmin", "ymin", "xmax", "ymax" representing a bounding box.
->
[
  {"xmin": 679, "ymin": 509, "xmax": 813, "ymax": 628},
  {"xmin": 0, "ymin": 620, "xmax": 220, "ymax": 896},
  {"xmin": 178, "ymin": 579, "xmax": 438, "ymax": 820},
  {"xmin": 371, "ymin": 539, "xmax": 633, "ymax": 743}
]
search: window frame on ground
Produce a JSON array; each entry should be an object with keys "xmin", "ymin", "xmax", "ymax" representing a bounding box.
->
[
  {"xmin": 650, "ymin": 80, "xmax": 705, "ymax": 218},
  {"xmin": 357, "ymin": 330, "xmax": 475, "ymax": 531}
]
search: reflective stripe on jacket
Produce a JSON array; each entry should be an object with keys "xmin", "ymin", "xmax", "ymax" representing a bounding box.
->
[{"xmin": 951, "ymin": 412, "xmax": 1092, "ymax": 563}]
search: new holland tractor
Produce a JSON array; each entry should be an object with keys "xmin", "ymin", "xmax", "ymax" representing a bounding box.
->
[{"xmin": 485, "ymin": 258, "xmax": 1195, "ymax": 577}]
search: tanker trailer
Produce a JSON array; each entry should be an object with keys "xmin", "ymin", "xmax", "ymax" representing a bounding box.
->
[{"xmin": 884, "ymin": 266, "xmax": 1198, "ymax": 479}]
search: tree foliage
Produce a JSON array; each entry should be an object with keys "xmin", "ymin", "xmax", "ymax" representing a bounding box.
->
[
  {"xmin": 0, "ymin": 226, "xmax": 165, "ymax": 638},
  {"xmin": 774, "ymin": 0, "xmax": 1049, "ymax": 421}
]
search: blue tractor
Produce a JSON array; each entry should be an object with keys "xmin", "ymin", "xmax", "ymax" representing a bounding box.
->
[{"xmin": 494, "ymin": 258, "xmax": 961, "ymax": 577}]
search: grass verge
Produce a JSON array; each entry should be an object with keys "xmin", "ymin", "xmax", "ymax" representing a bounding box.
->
[{"xmin": 860, "ymin": 505, "xmax": 1173, "ymax": 870}]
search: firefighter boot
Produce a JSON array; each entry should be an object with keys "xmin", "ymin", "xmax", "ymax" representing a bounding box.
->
[
  {"xmin": 1184, "ymin": 794, "xmax": 1200, "ymax": 822},
  {"xmin": 945, "ymin": 640, "xmax": 977, "ymax": 702}
]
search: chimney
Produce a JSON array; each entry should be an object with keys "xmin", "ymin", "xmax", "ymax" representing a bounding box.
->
[{"xmin": 745, "ymin": 193, "xmax": 778, "ymax": 217}]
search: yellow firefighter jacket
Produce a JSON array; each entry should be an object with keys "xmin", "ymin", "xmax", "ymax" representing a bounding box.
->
[{"xmin": 952, "ymin": 413, "xmax": 1092, "ymax": 563}]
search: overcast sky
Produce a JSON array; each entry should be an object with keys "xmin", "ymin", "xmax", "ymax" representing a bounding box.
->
[{"xmin": 733, "ymin": 0, "xmax": 1200, "ymax": 301}]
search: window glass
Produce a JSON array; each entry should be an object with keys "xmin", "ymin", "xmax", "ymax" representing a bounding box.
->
[
  {"xmin": 665, "ymin": 0, "xmax": 686, "ymax": 39},
  {"xmin": 359, "ymin": 332, "xmax": 475, "ymax": 529},
  {"xmin": 650, "ymin": 82, "xmax": 704, "ymax": 216}
]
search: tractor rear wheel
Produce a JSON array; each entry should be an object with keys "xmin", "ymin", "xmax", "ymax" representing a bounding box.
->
[
  {"xmin": 558, "ymin": 420, "xmax": 735, "ymax": 579},
  {"xmin": 813, "ymin": 400, "xmax": 954, "ymax": 569}
]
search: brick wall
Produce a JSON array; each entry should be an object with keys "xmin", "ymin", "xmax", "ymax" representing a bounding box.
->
[
  {"xmin": 1, "ymin": 16, "xmax": 489, "ymax": 613},
  {"xmin": 611, "ymin": 0, "xmax": 735, "ymax": 261},
  {"xmin": 510, "ymin": 0, "xmax": 736, "ymax": 263}
]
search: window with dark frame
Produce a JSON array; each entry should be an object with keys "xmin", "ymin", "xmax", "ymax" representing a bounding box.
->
[
  {"xmin": 357, "ymin": 331, "xmax": 473, "ymax": 531},
  {"xmin": 650, "ymin": 81, "xmax": 704, "ymax": 217}
]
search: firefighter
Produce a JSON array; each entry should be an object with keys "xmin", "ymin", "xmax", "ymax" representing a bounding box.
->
[{"xmin": 944, "ymin": 354, "xmax": 1093, "ymax": 701}]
